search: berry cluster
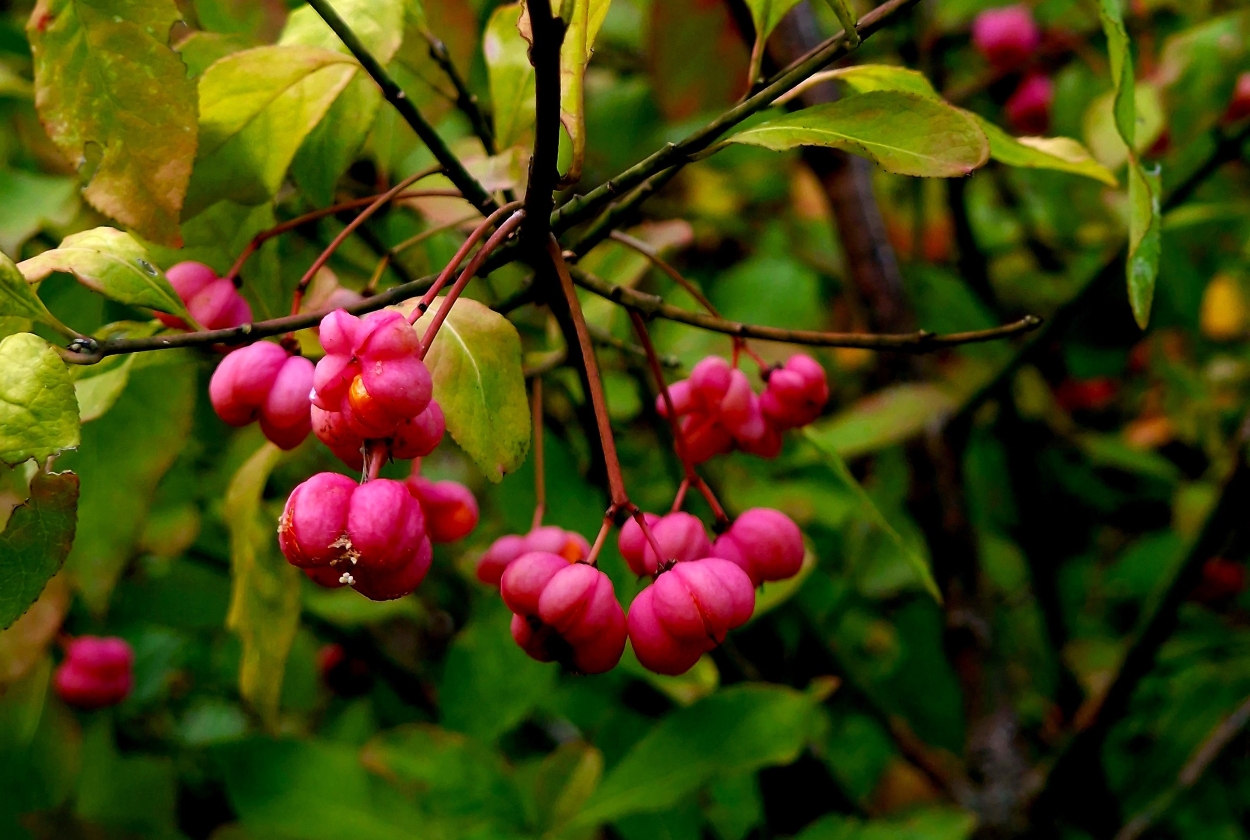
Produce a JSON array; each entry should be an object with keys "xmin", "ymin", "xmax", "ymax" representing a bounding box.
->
[
  {"xmin": 54, "ymin": 636, "xmax": 133, "ymax": 710},
  {"xmin": 501, "ymin": 553, "xmax": 628, "ymax": 674},
  {"xmin": 970, "ymin": 6, "xmax": 1054, "ymax": 135},
  {"xmin": 158, "ymin": 261, "xmax": 252, "ymax": 331},
  {"xmin": 659, "ymin": 354, "xmax": 829, "ymax": 464},
  {"xmin": 182, "ymin": 274, "xmax": 481, "ymax": 603},
  {"xmin": 480, "ymin": 507, "xmax": 805, "ymax": 676},
  {"xmin": 476, "ymin": 526, "xmax": 591, "ymax": 585},
  {"xmin": 210, "ymin": 342, "xmax": 315, "ymax": 450}
]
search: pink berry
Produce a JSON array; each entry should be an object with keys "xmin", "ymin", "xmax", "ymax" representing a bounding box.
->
[
  {"xmin": 501, "ymin": 552, "xmax": 573, "ymax": 616},
  {"xmin": 312, "ymin": 309, "xmax": 432, "ymax": 439},
  {"xmin": 712, "ymin": 508, "xmax": 804, "ymax": 585},
  {"xmin": 158, "ymin": 261, "xmax": 253, "ymax": 331},
  {"xmin": 1225, "ymin": 72, "xmax": 1250, "ymax": 124},
  {"xmin": 477, "ymin": 534, "xmax": 529, "ymax": 585},
  {"xmin": 1006, "ymin": 73, "xmax": 1053, "ymax": 135},
  {"xmin": 617, "ymin": 511, "xmax": 711, "ymax": 576},
  {"xmin": 502, "ymin": 554, "xmax": 627, "ymax": 673},
  {"xmin": 54, "ymin": 636, "xmax": 133, "ymax": 709},
  {"xmin": 312, "ymin": 405, "xmax": 365, "ymax": 470},
  {"xmin": 350, "ymin": 538, "xmax": 433, "ymax": 601},
  {"xmin": 390, "ymin": 401, "xmax": 446, "ymax": 460},
  {"xmin": 407, "ymin": 476, "xmax": 479, "ymax": 543},
  {"xmin": 475, "ymin": 526, "xmax": 591, "ymax": 586},
  {"xmin": 156, "ymin": 261, "xmax": 217, "ymax": 329},
  {"xmin": 279, "ymin": 473, "xmax": 431, "ymax": 599},
  {"xmin": 761, "ymin": 354, "xmax": 829, "ymax": 431},
  {"xmin": 209, "ymin": 342, "xmax": 314, "ymax": 450},
  {"xmin": 657, "ymin": 356, "xmax": 780, "ymax": 463},
  {"xmin": 526, "ymin": 525, "xmax": 592, "ymax": 563},
  {"xmin": 971, "ymin": 5, "xmax": 1040, "ymax": 71},
  {"xmin": 627, "ymin": 558, "xmax": 755, "ymax": 675}
]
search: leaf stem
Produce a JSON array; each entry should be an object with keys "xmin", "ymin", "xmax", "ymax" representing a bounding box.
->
[
  {"xmin": 303, "ymin": 0, "xmax": 498, "ymax": 216},
  {"xmin": 545, "ymin": 236, "xmax": 629, "ymax": 507},
  {"xmin": 408, "ymin": 201, "xmax": 525, "ymax": 325},
  {"xmin": 628, "ymin": 310, "xmax": 729, "ymax": 527}
]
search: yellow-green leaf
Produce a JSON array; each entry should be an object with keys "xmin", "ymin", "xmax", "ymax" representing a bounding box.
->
[
  {"xmin": 223, "ymin": 441, "xmax": 300, "ymax": 729},
  {"xmin": 557, "ymin": 0, "xmax": 611, "ymax": 182},
  {"xmin": 972, "ymin": 115, "xmax": 1118, "ymax": 186},
  {"xmin": 407, "ymin": 297, "xmax": 530, "ymax": 481},
  {"xmin": 484, "ymin": 3, "xmax": 535, "ymax": 151},
  {"xmin": 0, "ymin": 333, "xmax": 80, "ymax": 466},
  {"xmin": 27, "ymin": 0, "xmax": 198, "ymax": 246},
  {"xmin": 184, "ymin": 45, "xmax": 357, "ymax": 217},
  {"xmin": 729, "ymin": 92, "xmax": 989, "ymax": 178},
  {"xmin": 0, "ymin": 251, "xmax": 72, "ymax": 336},
  {"xmin": 18, "ymin": 227, "xmax": 193, "ymax": 322},
  {"xmin": 282, "ymin": 0, "xmax": 406, "ymax": 205}
]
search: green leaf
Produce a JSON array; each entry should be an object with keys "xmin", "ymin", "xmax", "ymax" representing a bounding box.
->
[
  {"xmin": 484, "ymin": 3, "xmax": 535, "ymax": 150},
  {"xmin": 806, "ymin": 383, "xmax": 957, "ymax": 459},
  {"xmin": 0, "ymin": 333, "xmax": 80, "ymax": 466},
  {"xmin": 1093, "ymin": 0, "xmax": 1161, "ymax": 329},
  {"xmin": 0, "ymin": 251, "xmax": 73, "ymax": 337},
  {"xmin": 618, "ymin": 646, "xmax": 720, "ymax": 707},
  {"xmin": 216, "ymin": 738, "xmax": 430, "ymax": 839},
  {"xmin": 971, "ymin": 114, "xmax": 1118, "ymax": 186},
  {"xmin": 796, "ymin": 808, "xmax": 977, "ymax": 840},
  {"xmin": 361, "ymin": 724, "xmax": 525, "ymax": 828},
  {"xmin": 0, "ymin": 169, "xmax": 78, "ymax": 256},
  {"xmin": 742, "ymin": 0, "xmax": 803, "ymax": 44},
  {"xmin": 223, "ymin": 441, "xmax": 300, "ymax": 729},
  {"xmin": 282, "ymin": 0, "xmax": 406, "ymax": 205},
  {"xmin": 27, "ymin": 0, "xmax": 198, "ymax": 246},
  {"xmin": 18, "ymin": 227, "xmax": 193, "ymax": 322},
  {"xmin": 804, "ymin": 429, "xmax": 942, "ymax": 602},
  {"xmin": 184, "ymin": 45, "xmax": 358, "ymax": 217},
  {"xmin": 571, "ymin": 684, "xmax": 825, "ymax": 827},
  {"xmin": 408, "ymin": 297, "xmax": 530, "ymax": 481},
  {"xmin": 0, "ymin": 470, "xmax": 78, "ymax": 630},
  {"xmin": 439, "ymin": 598, "xmax": 555, "ymax": 742},
  {"xmin": 1128, "ymin": 162, "xmax": 1162, "ymax": 330},
  {"xmin": 817, "ymin": 64, "xmax": 938, "ymax": 99},
  {"xmin": 728, "ymin": 92, "xmax": 990, "ymax": 178},
  {"xmin": 750, "ymin": 545, "xmax": 817, "ymax": 620},
  {"xmin": 61, "ymin": 353, "xmax": 194, "ymax": 612},
  {"xmin": 533, "ymin": 741, "xmax": 604, "ymax": 833},
  {"xmin": 73, "ymin": 354, "xmax": 135, "ymax": 423},
  {"xmin": 558, "ymin": 0, "xmax": 612, "ymax": 182}
]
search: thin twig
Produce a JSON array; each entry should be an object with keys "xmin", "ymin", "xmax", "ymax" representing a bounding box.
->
[
  {"xmin": 304, "ymin": 0, "xmax": 497, "ymax": 216},
  {"xmin": 548, "ymin": 0, "xmax": 920, "ymax": 235},
  {"xmin": 291, "ymin": 170, "xmax": 431, "ymax": 315},
  {"xmin": 567, "ymin": 167, "xmax": 681, "ymax": 259},
  {"xmin": 418, "ymin": 211, "xmax": 525, "ymax": 357},
  {"xmin": 610, "ymin": 231, "xmax": 719, "ymax": 316},
  {"xmin": 571, "ymin": 264, "xmax": 1042, "ymax": 351},
  {"xmin": 408, "ymin": 201, "xmax": 525, "ymax": 324},
  {"xmin": 422, "ymin": 32, "xmax": 496, "ymax": 156}
]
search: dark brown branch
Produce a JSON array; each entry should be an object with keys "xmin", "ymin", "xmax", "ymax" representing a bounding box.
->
[
  {"xmin": 569, "ymin": 264, "xmax": 1042, "ymax": 352},
  {"xmin": 566, "ymin": 167, "xmax": 681, "ymax": 258},
  {"xmin": 521, "ymin": 0, "xmax": 565, "ymax": 251}
]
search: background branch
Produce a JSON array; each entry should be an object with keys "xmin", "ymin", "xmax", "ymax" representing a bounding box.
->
[{"xmin": 305, "ymin": 0, "xmax": 498, "ymax": 216}]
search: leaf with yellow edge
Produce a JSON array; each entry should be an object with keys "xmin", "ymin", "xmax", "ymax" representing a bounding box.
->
[{"xmin": 223, "ymin": 442, "xmax": 300, "ymax": 729}]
